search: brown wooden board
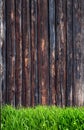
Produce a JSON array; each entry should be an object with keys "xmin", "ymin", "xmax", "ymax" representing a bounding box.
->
[
  {"xmin": 2, "ymin": 0, "xmax": 6, "ymax": 105},
  {"xmin": 37, "ymin": 0, "xmax": 49, "ymax": 105},
  {"xmin": 22, "ymin": 0, "xmax": 31, "ymax": 106},
  {"xmin": 49, "ymin": 0, "xmax": 56, "ymax": 105},
  {"xmin": 1, "ymin": 0, "xmax": 6, "ymax": 105},
  {"xmin": 73, "ymin": 0, "xmax": 82, "ymax": 106},
  {"xmin": 31, "ymin": 0, "xmax": 38, "ymax": 106},
  {"xmin": 6, "ymin": 0, "xmax": 15, "ymax": 105},
  {"xmin": 56, "ymin": 0, "xmax": 67, "ymax": 106},
  {"xmin": 0, "ymin": 0, "xmax": 3, "ymax": 105},
  {"xmin": 15, "ymin": 0, "xmax": 22, "ymax": 107},
  {"xmin": 81, "ymin": 0, "xmax": 84, "ymax": 106},
  {"xmin": 66, "ymin": 0, "xmax": 73, "ymax": 106}
]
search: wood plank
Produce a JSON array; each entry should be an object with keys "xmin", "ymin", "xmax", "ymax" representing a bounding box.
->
[
  {"xmin": 49, "ymin": 0, "xmax": 56, "ymax": 105},
  {"xmin": 66, "ymin": 0, "xmax": 73, "ymax": 106},
  {"xmin": 37, "ymin": 0, "xmax": 49, "ymax": 105},
  {"xmin": 22, "ymin": 0, "xmax": 31, "ymax": 106},
  {"xmin": 0, "ymin": 0, "xmax": 3, "ymax": 105},
  {"xmin": 73, "ymin": 0, "xmax": 82, "ymax": 106},
  {"xmin": 31, "ymin": 0, "xmax": 38, "ymax": 106},
  {"xmin": 2, "ymin": 0, "xmax": 6, "ymax": 105},
  {"xmin": 6, "ymin": 0, "xmax": 15, "ymax": 105},
  {"xmin": 56, "ymin": 0, "xmax": 67, "ymax": 106},
  {"xmin": 15, "ymin": 0, "xmax": 22, "ymax": 107},
  {"xmin": 81, "ymin": 0, "xmax": 84, "ymax": 106}
]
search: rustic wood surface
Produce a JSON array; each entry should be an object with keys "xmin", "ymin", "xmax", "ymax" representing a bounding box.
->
[
  {"xmin": 15, "ymin": 0, "xmax": 22, "ymax": 106},
  {"xmin": 0, "ymin": 0, "xmax": 3, "ymax": 105},
  {"xmin": 6, "ymin": 0, "xmax": 15, "ymax": 105},
  {"xmin": 0, "ymin": 0, "xmax": 84, "ymax": 106},
  {"xmin": 66, "ymin": 0, "xmax": 73, "ymax": 106}
]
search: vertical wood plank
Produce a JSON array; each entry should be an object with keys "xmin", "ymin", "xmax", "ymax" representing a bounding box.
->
[
  {"xmin": 0, "ymin": 0, "xmax": 3, "ymax": 105},
  {"xmin": 66, "ymin": 0, "xmax": 73, "ymax": 106},
  {"xmin": 31, "ymin": 0, "xmax": 38, "ymax": 106},
  {"xmin": 56, "ymin": 0, "xmax": 67, "ymax": 106},
  {"xmin": 2, "ymin": 0, "xmax": 6, "ymax": 105},
  {"xmin": 6, "ymin": 0, "xmax": 15, "ymax": 105},
  {"xmin": 81, "ymin": 0, "xmax": 84, "ymax": 106},
  {"xmin": 73, "ymin": 0, "xmax": 82, "ymax": 106},
  {"xmin": 37, "ymin": 0, "xmax": 49, "ymax": 105},
  {"xmin": 15, "ymin": 0, "xmax": 22, "ymax": 107},
  {"xmin": 49, "ymin": 0, "xmax": 56, "ymax": 105},
  {"xmin": 22, "ymin": 0, "xmax": 31, "ymax": 106}
]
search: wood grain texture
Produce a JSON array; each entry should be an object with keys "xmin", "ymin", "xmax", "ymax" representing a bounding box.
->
[
  {"xmin": 0, "ymin": 0, "xmax": 3, "ymax": 105},
  {"xmin": 1, "ymin": 0, "xmax": 84, "ymax": 107},
  {"xmin": 37, "ymin": 0, "xmax": 49, "ymax": 105},
  {"xmin": 73, "ymin": 0, "xmax": 82, "ymax": 106},
  {"xmin": 6, "ymin": 0, "xmax": 15, "ymax": 105},
  {"xmin": 66, "ymin": 0, "xmax": 73, "ymax": 106},
  {"xmin": 15, "ymin": 0, "xmax": 22, "ymax": 107},
  {"xmin": 2, "ymin": 0, "xmax": 6, "ymax": 104},
  {"xmin": 22, "ymin": 0, "xmax": 31, "ymax": 106},
  {"xmin": 31, "ymin": 0, "xmax": 38, "ymax": 106},
  {"xmin": 56, "ymin": 0, "xmax": 67, "ymax": 106},
  {"xmin": 49, "ymin": 0, "xmax": 56, "ymax": 105},
  {"xmin": 81, "ymin": 0, "xmax": 84, "ymax": 106}
]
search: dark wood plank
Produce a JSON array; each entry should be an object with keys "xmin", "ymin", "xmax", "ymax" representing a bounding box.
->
[
  {"xmin": 2, "ymin": 0, "xmax": 6, "ymax": 105},
  {"xmin": 0, "ymin": 0, "xmax": 3, "ymax": 105},
  {"xmin": 22, "ymin": 0, "xmax": 31, "ymax": 106},
  {"xmin": 49, "ymin": 0, "xmax": 56, "ymax": 105},
  {"xmin": 56, "ymin": 0, "xmax": 67, "ymax": 106},
  {"xmin": 31, "ymin": 0, "xmax": 38, "ymax": 106},
  {"xmin": 15, "ymin": 0, "xmax": 22, "ymax": 107},
  {"xmin": 81, "ymin": 0, "xmax": 84, "ymax": 106},
  {"xmin": 66, "ymin": 0, "xmax": 73, "ymax": 106},
  {"xmin": 6, "ymin": 0, "xmax": 15, "ymax": 105},
  {"xmin": 37, "ymin": 0, "xmax": 49, "ymax": 105},
  {"xmin": 73, "ymin": 0, "xmax": 82, "ymax": 106}
]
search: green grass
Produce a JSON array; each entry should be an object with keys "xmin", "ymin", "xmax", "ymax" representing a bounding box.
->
[{"xmin": 1, "ymin": 105, "xmax": 84, "ymax": 130}]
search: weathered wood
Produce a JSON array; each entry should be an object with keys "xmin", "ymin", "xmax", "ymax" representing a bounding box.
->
[
  {"xmin": 2, "ymin": 0, "xmax": 6, "ymax": 105},
  {"xmin": 15, "ymin": 0, "xmax": 22, "ymax": 107},
  {"xmin": 81, "ymin": 0, "xmax": 84, "ymax": 106},
  {"xmin": 6, "ymin": 0, "xmax": 15, "ymax": 105},
  {"xmin": 0, "ymin": 0, "xmax": 3, "ymax": 105},
  {"xmin": 31, "ymin": 0, "xmax": 38, "ymax": 106},
  {"xmin": 56, "ymin": 0, "xmax": 67, "ymax": 106},
  {"xmin": 1, "ymin": 0, "xmax": 84, "ymax": 107},
  {"xmin": 66, "ymin": 0, "xmax": 73, "ymax": 106},
  {"xmin": 22, "ymin": 0, "xmax": 31, "ymax": 106},
  {"xmin": 49, "ymin": 0, "xmax": 56, "ymax": 105},
  {"xmin": 73, "ymin": 0, "xmax": 82, "ymax": 106},
  {"xmin": 37, "ymin": 0, "xmax": 49, "ymax": 105}
]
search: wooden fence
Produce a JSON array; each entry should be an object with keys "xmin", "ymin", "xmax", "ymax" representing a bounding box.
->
[{"xmin": 0, "ymin": 0, "xmax": 84, "ymax": 107}]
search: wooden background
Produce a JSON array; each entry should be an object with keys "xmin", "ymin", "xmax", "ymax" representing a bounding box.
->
[{"xmin": 0, "ymin": 0, "xmax": 84, "ymax": 107}]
